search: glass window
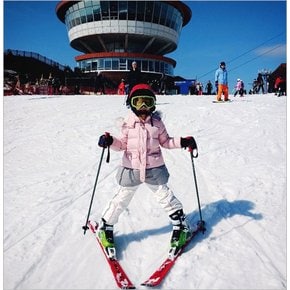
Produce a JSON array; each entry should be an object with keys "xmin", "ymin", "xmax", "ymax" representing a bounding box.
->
[
  {"xmin": 77, "ymin": 58, "xmax": 174, "ymax": 75},
  {"xmin": 74, "ymin": 10, "xmax": 81, "ymax": 25},
  {"xmin": 85, "ymin": 60, "xmax": 91, "ymax": 72},
  {"xmin": 78, "ymin": 61, "xmax": 83, "ymax": 71},
  {"xmin": 112, "ymin": 59, "xmax": 119, "ymax": 70},
  {"xmin": 153, "ymin": 2, "xmax": 160, "ymax": 24},
  {"xmin": 105, "ymin": 59, "xmax": 111, "ymax": 69},
  {"xmin": 93, "ymin": 4, "xmax": 101, "ymax": 21},
  {"xmin": 170, "ymin": 11, "xmax": 177, "ymax": 29},
  {"xmin": 160, "ymin": 62, "xmax": 164, "ymax": 73},
  {"xmin": 78, "ymin": 1, "xmax": 84, "ymax": 9},
  {"xmin": 142, "ymin": 60, "xmax": 148, "ymax": 71},
  {"xmin": 159, "ymin": 3, "xmax": 168, "ymax": 26},
  {"xmin": 119, "ymin": 58, "xmax": 127, "ymax": 70},
  {"xmin": 119, "ymin": 1, "xmax": 127, "ymax": 20},
  {"xmin": 110, "ymin": 1, "xmax": 118, "ymax": 19},
  {"xmin": 177, "ymin": 16, "xmax": 182, "ymax": 33},
  {"xmin": 92, "ymin": 60, "xmax": 98, "ymax": 71},
  {"xmin": 86, "ymin": 7, "xmax": 93, "ymax": 22},
  {"xmin": 165, "ymin": 6, "xmax": 173, "ymax": 27},
  {"xmin": 96, "ymin": 59, "xmax": 103, "ymax": 70},
  {"xmin": 145, "ymin": 1, "xmax": 153, "ymax": 22},
  {"xmin": 155, "ymin": 61, "xmax": 160, "ymax": 72},
  {"xmin": 128, "ymin": 1, "xmax": 136, "ymax": 20},
  {"xmin": 149, "ymin": 60, "xmax": 154, "ymax": 72},
  {"xmin": 101, "ymin": 1, "xmax": 109, "ymax": 20},
  {"xmin": 70, "ymin": 18, "xmax": 75, "ymax": 29},
  {"xmin": 136, "ymin": 1, "xmax": 145, "ymax": 21},
  {"xmin": 80, "ymin": 8, "xmax": 87, "ymax": 24}
]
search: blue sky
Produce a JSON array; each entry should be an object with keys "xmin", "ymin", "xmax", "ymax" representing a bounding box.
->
[{"xmin": 4, "ymin": 1, "xmax": 286, "ymax": 91}]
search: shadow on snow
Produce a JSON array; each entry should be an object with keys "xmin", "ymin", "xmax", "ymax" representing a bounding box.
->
[{"xmin": 116, "ymin": 199, "xmax": 262, "ymax": 258}]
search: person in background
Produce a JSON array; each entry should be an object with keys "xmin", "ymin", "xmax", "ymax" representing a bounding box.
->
[
  {"xmin": 95, "ymin": 71, "xmax": 106, "ymax": 94},
  {"xmin": 274, "ymin": 76, "xmax": 286, "ymax": 97},
  {"xmin": 196, "ymin": 82, "xmax": 203, "ymax": 95},
  {"xmin": 255, "ymin": 73, "xmax": 265, "ymax": 94},
  {"xmin": 234, "ymin": 78, "xmax": 244, "ymax": 97},
  {"xmin": 205, "ymin": 80, "xmax": 213, "ymax": 95},
  {"xmin": 159, "ymin": 73, "xmax": 167, "ymax": 95},
  {"xmin": 47, "ymin": 73, "xmax": 53, "ymax": 95},
  {"xmin": 127, "ymin": 61, "xmax": 142, "ymax": 94},
  {"xmin": 215, "ymin": 61, "xmax": 229, "ymax": 102},
  {"xmin": 118, "ymin": 79, "xmax": 125, "ymax": 95}
]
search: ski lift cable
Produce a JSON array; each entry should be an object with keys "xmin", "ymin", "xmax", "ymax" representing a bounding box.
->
[
  {"xmin": 228, "ymin": 43, "xmax": 285, "ymax": 73},
  {"xmin": 196, "ymin": 32, "xmax": 285, "ymax": 81},
  {"xmin": 226, "ymin": 32, "xmax": 285, "ymax": 65}
]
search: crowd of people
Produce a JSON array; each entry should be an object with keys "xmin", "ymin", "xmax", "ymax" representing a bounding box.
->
[
  {"xmin": 4, "ymin": 73, "xmax": 70, "ymax": 96},
  {"xmin": 4, "ymin": 60, "xmax": 286, "ymax": 97}
]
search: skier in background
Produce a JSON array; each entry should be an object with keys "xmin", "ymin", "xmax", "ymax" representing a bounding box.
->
[
  {"xmin": 274, "ymin": 75, "xmax": 285, "ymax": 96},
  {"xmin": 255, "ymin": 73, "xmax": 265, "ymax": 94},
  {"xmin": 215, "ymin": 61, "xmax": 229, "ymax": 101},
  {"xmin": 117, "ymin": 79, "xmax": 125, "ymax": 95},
  {"xmin": 234, "ymin": 78, "xmax": 244, "ymax": 97},
  {"xmin": 97, "ymin": 83, "xmax": 198, "ymax": 260},
  {"xmin": 205, "ymin": 80, "xmax": 213, "ymax": 95}
]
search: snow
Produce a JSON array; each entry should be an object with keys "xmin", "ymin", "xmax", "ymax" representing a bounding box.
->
[{"xmin": 4, "ymin": 93, "xmax": 286, "ymax": 289}]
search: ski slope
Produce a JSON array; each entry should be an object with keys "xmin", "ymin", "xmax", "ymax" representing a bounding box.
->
[{"xmin": 4, "ymin": 93, "xmax": 286, "ymax": 289}]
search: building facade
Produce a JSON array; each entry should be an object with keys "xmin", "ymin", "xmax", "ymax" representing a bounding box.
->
[{"xmin": 56, "ymin": 0, "xmax": 191, "ymax": 87}]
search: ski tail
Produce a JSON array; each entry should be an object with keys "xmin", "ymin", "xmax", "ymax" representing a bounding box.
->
[
  {"xmin": 141, "ymin": 220, "xmax": 205, "ymax": 287},
  {"xmin": 88, "ymin": 221, "xmax": 136, "ymax": 289}
]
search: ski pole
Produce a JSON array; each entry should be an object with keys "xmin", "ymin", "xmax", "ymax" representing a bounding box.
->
[
  {"xmin": 82, "ymin": 147, "xmax": 106, "ymax": 235},
  {"xmin": 189, "ymin": 143, "xmax": 206, "ymax": 233},
  {"xmin": 82, "ymin": 133, "xmax": 111, "ymax": 235}
]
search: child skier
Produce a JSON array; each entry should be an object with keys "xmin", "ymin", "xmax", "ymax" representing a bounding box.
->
[
  {"xmin": 97, "ymin": 83, "xmax": 197, "ymax": 259},
  {"xmin": 234, "ymin": 78, "xmax": 244, "ymax": 97}
]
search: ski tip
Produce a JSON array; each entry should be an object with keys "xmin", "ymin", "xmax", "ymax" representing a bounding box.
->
[
  {"xmin": 118, "ymin": 283, "xmax": 135, "ymax": 289},
  {"xmin": 141, "ymin": 283, "xmax": 154, "ymax": 287}
]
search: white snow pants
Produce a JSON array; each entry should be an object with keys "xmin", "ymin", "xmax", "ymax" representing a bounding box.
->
[{"xmin": 102, "ymin": 184, "xmax": 183, "ymax": 225}]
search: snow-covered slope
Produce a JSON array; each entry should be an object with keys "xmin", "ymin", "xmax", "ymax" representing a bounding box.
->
[{"xmin": 4, "ymin": 93, "xmax": 286, "ymax": 289}]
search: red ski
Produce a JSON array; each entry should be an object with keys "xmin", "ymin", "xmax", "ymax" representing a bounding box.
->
[
  {"xmin": 88, "ymin": 221, "xmax": 135, "ymax": 289},
  {"xmin": 141, "ymin": 221, "xmax": 205, "ymax": 287}
]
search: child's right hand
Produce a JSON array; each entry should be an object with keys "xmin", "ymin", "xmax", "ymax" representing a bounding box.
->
[{"xmin": 98, "ymin": 133, "xmax": 113, "ymax": 148}]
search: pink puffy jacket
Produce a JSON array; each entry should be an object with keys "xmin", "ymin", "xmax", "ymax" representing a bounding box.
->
[{"xmin": 111, "ymin": 112, "xmax": 181, "ymax": 182}]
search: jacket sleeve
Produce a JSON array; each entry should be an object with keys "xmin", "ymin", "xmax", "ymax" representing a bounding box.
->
[
  {"xmin": 158, "ymin": 121, "xmax": 181, "ymax": 149},
  {"xmin": 110, "ymin": 125, "xmax": 128, "ymax": 151},
  {"xmin": 215, "ymin": 69, "xmax": 219, "ymax": 82}
]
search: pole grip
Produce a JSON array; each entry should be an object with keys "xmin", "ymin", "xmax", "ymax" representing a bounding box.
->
[{"xmin": 188, "ymin": 137, "xmax": 198, "ymax": 158}]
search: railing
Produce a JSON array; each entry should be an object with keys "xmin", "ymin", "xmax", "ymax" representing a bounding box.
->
[{"xmin": 4, "ymin": 49, "xmax": 67, "ymax": 71}]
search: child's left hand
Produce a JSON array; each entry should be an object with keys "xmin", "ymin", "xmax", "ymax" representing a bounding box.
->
[{"xmin": 181, "ymin": 136, "xmax": 197, "ymax": 151}]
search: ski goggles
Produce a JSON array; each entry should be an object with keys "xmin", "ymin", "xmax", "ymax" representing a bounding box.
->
[{"xmin": 131, "ymin": 95, "xmax": 155, "ymax": 110}]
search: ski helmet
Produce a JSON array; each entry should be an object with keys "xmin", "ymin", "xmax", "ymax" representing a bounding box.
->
[
  {"xmin": 128, "ymin": 84, "xmax": 156, "ymax": 116},
  {"xmin": 220, "ymin": 61, "xmax": 226, "ymax": 68}
]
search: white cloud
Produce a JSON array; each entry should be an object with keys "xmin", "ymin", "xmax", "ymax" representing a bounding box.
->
[{"xmin": 255, "ymin": 44, "xmax": 286, "ymax": 57}]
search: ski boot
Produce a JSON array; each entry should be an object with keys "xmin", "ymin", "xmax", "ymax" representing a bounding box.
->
[
  {"xmin": 97, "ymin": 218, "xmax": 116, "ymax": 260},
  {"xmin": 168, "ymin": 209, "xmax": 191, "ymax": 260}
]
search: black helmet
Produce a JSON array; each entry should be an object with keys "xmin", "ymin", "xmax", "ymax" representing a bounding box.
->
[{"xmin": 220, "ymin": 61, "xmax": 226, "ymax": 67}]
